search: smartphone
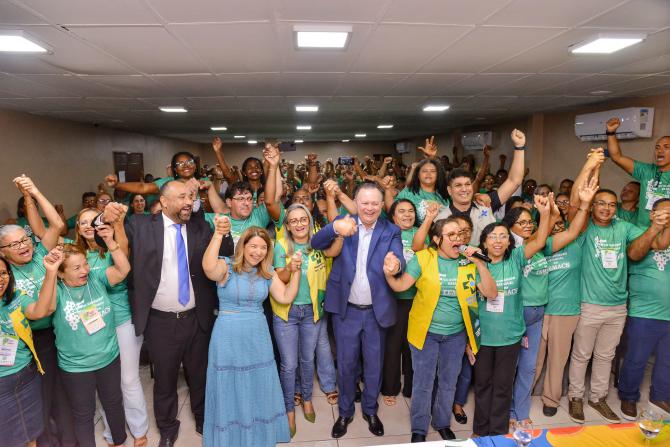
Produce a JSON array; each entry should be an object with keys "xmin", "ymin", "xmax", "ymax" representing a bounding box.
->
[
  {"xmin": 338, "ymin": 156, "xmax": 354, "ymax": 165},
  {"xmin": 603, "ymin": 148, "xmax": 610, "ymax": 158}
]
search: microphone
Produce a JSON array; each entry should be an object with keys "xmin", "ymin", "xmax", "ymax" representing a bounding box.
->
[{"xmin": 458, "ymin": 245, "xmax": 491, "ymax": 263}]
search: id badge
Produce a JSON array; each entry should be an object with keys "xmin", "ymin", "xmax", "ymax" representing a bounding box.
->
[
  {"xmin": 79, "ymin": 304, "xmax": 106, "ymax": 335},
  {"xmin": 601, "ymin": 250, "xmax": 618, "ymax": 269},
  {"xmin": 646, "ymin": 193, "xmax": 663, "ymax": 211},
  {"xmin": 486, "ymin": 291, "xmax": 505, "ymax": 313},
  {"xmin": 0, "ymin": 335, "xmax": 19, "ymax": 366},
  {"xmin": 402, "ymin": 246, "xmax": 414, "ymax": 262}
]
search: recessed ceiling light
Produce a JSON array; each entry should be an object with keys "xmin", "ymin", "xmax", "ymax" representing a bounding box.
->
[
  {"xmin": 295, "ymin": 105, "xmax": 319, "ymax": 112},
  {"xmin": 234, "ymin": 135, "xmax": 246, "ymax": 139},
  {"xmin": 355, "ymin": 133, "xmax": 366, "ymax": 138},
  {"xmin": 159, "ymin": 106, "xmax": 187, "ymax": 113},
  {"xmin": 294, "ymin": 24, "xmax": 352, "ymax": 49},
  {"xmin": 590, "ymin": 90, "xmax": 612, "ymax": 95},
  {"xmin": 342, "ymin": 139, "xmax": 350, "ymax": 143},
  {"xmin": 423, "ymin": 105, "xmax": 450, "ymax": 112},
  {"xmin": 248, "ymin": 140, "xmax": 258, "ymax": 144},
  {"xmin": 377, "ymin": 124, "xmax": 394, "ymax": 129},
  {"xmin": 294, "ymin": 140, "xmax": 304, "ymax": 143},
  {"xmin": 0, "ymin": 31, "xmax": 48, "ymax": 53},
  {"xmin": 296, "ymin": 125, "xmax": 312, "ymax": 131},
  {"xmin": 570, "ymin": 34, "xmax": 645, "ymax": 54},
  {"xmin": 210, "ymin": 126, "xmax": 227, "ymax": 131}
]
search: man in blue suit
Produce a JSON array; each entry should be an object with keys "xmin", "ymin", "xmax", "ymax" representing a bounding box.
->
[{"xmin": 311, "ymin": 182, "xmax": 405, "ymax": 439}]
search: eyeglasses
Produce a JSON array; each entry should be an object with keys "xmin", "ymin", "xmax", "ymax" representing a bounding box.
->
[
  {"xmin": 97, "ymin": 198, "xmax": 111, "ymax": 204},
  {"xmin": 0, "ymin": 236, "xmax": 32, "ymax": 250},
  {"xmin": 515, "ymin": 219, "xmax": 534, "ymax": 227},
  {"xmin": 556, "ymin": 200, "xmax": 570, "ymax": 206},
  {"xmin": 441, "ymin": 232, "xmax": 461, "ymax": 242},
  {"xmin": 288, "ymin": 217, "xmax": 310, "ymax": 226},
  {"xmin": 0, "ymin": 271, "xmax": 10, "ymax": 281},
  {"xmin": 232, "ymin": 196, "xmax": 253, "ymax": 203},
  {"xmin": 487, "ymin": 233, "xmax": 510, "ymax": 241},
  {"xmin": 175, "ymin": 159, "xmax": 195, "ymax": 169},
  {"xmin": 458, "ymin": 229, "xmax": 472, "ymax": 236},
  {"xmin": 594, "ymin": 201, "xmax": 617, "ymax": 209}
]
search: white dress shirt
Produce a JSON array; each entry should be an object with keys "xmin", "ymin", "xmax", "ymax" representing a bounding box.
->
[
  {"xmin": 347, "ymin": 218, "xmax": 376, "ymax": 306},
  {"xmin": 152, "ymin": 213, "xmax": 196, "ymax": 312}
]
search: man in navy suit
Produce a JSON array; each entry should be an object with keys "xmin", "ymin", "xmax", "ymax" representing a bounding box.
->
[{"xmin": 312, "ymin": 182, "xmax": 405, "ymax": 439}]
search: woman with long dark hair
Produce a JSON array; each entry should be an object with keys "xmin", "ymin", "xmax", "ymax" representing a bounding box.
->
[{"xmin": 395, "ymin": 158, "xmax": 449, "ymax": 224}]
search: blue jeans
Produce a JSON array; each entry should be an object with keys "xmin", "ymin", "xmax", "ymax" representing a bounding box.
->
[
  {"xmin": 618, "ymin": 316, "xmax": 670, "ymax": 402},
  {"xmin": 410, "ymin": 331, "xmax": 466, "ymax": 435},
  {"xmin": 510, "ymin": 305, "xmax": 544, "ymax": 421},
  {"xmin": 454, "ymin": 354, "xmax": 472, "ymax": 406},
  {"xmin": 296, "ymin": 315, "xmax": 337, "ymax": 394},
  {"xmin": 273, "ymin": 304, "xmax": 321, "ymax": 412}
]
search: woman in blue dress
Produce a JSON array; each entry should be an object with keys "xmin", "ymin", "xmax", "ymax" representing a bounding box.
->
[{"xmin": 201, "ymin": 218, "xmax": 302, "ymax": 447}]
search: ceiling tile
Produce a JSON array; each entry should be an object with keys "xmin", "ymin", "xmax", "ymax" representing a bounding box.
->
[
  {"xmin": 439, "ymin": 74, "xmax": 527, "ymax": 96},
  {"xmin": 170, "ymin": 23, "xmax": 281, "ymax": 73},
  {"xmin": 0, "ymin": 1, "xmax": 48, "ymax": 24},
  {"xmin": 0, "ymin": 72, "xmax": 79, "ymax": 96},
  {"xmin": 145, "ymin": 0, "xmax": 273, "ymax": 23},
  {"xmin": 70, "ymin": 26, "xmax": 209, "ymax": 74},
  {"xmin": 609, "ymin": 54, "xmax": 670, "ymax": 74},
  {"xmin": 382, "ymin": 0, "xmax": 509, "ymax": 24},
  {"xmin": 603, "ymin": 75, "xmax": 670, "ymax": 94},
  {"xmin": 280, "ymin": 73, "xmax": 345, "ymax": 96},
  {"xmin": 386, "ymin": 73, "xmax": 470, "ymax": 96},
  {"xmin": 582, "ymin": 0, "xmax": 670, "ymax": 29},
  {"xmin": 277, "ymin": 0, "xmax": 390, "ymax": 22},
  {"xmin": 532, "ymin": 74, "xmax": 638, "ymax": 95},
  {"xmin": 422, "ymin": 26, "xmax": 565, "ymax": 73},
  {"xmin": 80, "ymin": 75, "xmax": 164, "ymax": 96},
  {"xmin": 150, "ymin": 74, "xmax": 235, "ymax": 97},
  {"xmin": 18, "ymin": 73, "xmax": 125, "ymax": 96},
  {"xmin": 216, "ymin": 73, "xmax": 282, "ymax": 96},
  {"xmin": 485, "ymin": 0, "xmax": 616, "ymax": 27},
  {"xmin": 482, "ymin": 73, "xmax": 584, "ymax": 95},
  {"xmin": 17, "ymin": 0, "xmax": 160, "ymax": 24},
  {"xmin": 352, "ymin": 24, "xmax": 471, "ymax": 72},
  {"xmin": 334, "ymin": 73, "xmax": 407, "ymax": 96}
]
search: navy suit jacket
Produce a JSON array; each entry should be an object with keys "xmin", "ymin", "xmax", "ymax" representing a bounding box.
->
[{"xmin": 311, "ymin": 215, "xmax": 405, "ymax": 328}]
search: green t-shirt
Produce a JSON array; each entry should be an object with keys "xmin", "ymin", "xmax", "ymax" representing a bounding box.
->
[
  {"xmin": 53, "ymin": 269, "xmax": 119, "ymax": 373},
  {"xmin": 10, "ymin": 243, "xmax": 52, "ymax": 330},
  {"xmin": 396, "ymin": 187, "xmax": 448, "ymax": 224},
  {"xmin": 616, "ymin": 205, "xmax": 638, "ymax": 223},
  {"xmin": 406, "ymin": 254, "xmax": 470, "ymax": 336},
  {"xmin": 273, "ymin": 242, "xmax": 311, "ymax": 306},
  {"xmin": 543, "ymin": 235, "xmax": 583, "ymax": 316},
  {"xmin": 66, "ymin": 214, "xmax": 78, "ymax": 230},
  {"xmin": 16, "ymin": 216, "xmax": 48, "ymax": 244},
  {"xmin": 86, "ymin": 251, "xmax": 132, "ymax": 327},
  {"xmin": 519, "ymin": 252, "xmax": 549, "ymax": 307},
  {"xmin": 628, "ymin": 247, "xmax": 670, "ymax": 321},
  {"xmin": 580, "ymin": 219, "xmax": 644, "ymax": 306},
  {"xmin": 478, "ymin": 246, "xmax": 526, "ymax": 347},
  {"xmin": 396, "ymin": 228, "xmax": 419, "ymax": 300},
  {"xmin": 205, "ymin": 204, "xmax": 271, "ymax": 247},
  {"xmin": 0, "ymin": 294, "xmax": 34, "ymax": 377},
  {"xmin": 632, "ymin": 161, "xmax": 670, "ymax": 228}
]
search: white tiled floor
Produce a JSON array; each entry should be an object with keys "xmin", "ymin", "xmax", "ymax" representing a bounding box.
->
[{"xmin": 94, "ymin": 361, "xmax": 663, "ymax": 446}]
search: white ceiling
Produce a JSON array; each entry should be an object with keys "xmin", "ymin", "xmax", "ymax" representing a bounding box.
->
[{"xmin": 0, "ymin": 0, "xmax": 669, "ymax": 143}]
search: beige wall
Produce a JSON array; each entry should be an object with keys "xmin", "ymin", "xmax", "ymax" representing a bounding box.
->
[
  {"xmin": 541, "ymin": 92, "xmax": 670, "ymax": 194},
  {"xmin": 0, "ymin": 109, "xmax": 207, "ymax": 222}
]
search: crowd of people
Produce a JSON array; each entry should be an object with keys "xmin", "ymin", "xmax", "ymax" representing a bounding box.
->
[{"xmin": 1, "ymin": 117, "xmax": 669, "ymax": 447}]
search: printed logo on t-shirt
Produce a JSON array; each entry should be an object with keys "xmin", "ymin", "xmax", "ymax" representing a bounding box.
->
[
  {"xmin": 522, "ymin": 256, "xmax": 549, "ymax": 278},
  {"xmin": 63, "ymin": 296, "xmax": 110, "ymax": 331},
  {"xmin": 593, "ymin": 236, "xmax": 623, "ymax": 263},
  {"xmin": 652, "ymin": 248, "xmax": 670, "ymax": 271}
]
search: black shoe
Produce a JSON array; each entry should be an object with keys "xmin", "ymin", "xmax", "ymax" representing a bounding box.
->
[
  {"xmin": 453, "ymin": 408, "xmax": 468, "ymax": 425},
  {"xmin": 411, "ymin": 433, "xmax": 426, "ymax": 443},
  {"xmin": 363, "ymin": 413, "xmax": 384, "ymax": 436},
  {"xmin": 543, "ymin": 405, "xmax": 558, "ymax": 417},
  {"xmin": 437, "ymin": 427, "xmax": 456, "ymax": 440},
  {"xmin": 331, "ymin": 416, "xmax": 353, "ymax": 439},
  {"xmin": 355, "ymin": 383, "xmax": 362, "ymax": 403},
  {"xmin": 158, "ymin": 433, "xmax": 178, "ymax": 447}
]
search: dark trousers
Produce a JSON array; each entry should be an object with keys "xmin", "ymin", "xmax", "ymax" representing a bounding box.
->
[
  {"xmin": 33, "ymin": 328, "xmax": 76, "ymax": 447},
  {"xmin": 145, "ymin": 311, "xmax": 210, "ymax": 438},
  {"xmin": 61, "ymin": 356, "xmax": 126, "ymax": 447},
  {"xmin": 473, "ymin": 343, "xmax": 521, "ymax": 436},
  {"xmin": 382, "ymin": 299, "xmax": 413, "ymax": 397},
  {"xmin": 333, "ymin": 305, "xmax": 386, "ymax": 418}
]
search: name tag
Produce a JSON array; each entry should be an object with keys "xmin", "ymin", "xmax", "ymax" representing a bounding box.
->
[
  {"xmin": 402, "ymin": 246, "xmax": 414, "ymax": 262},
  {"xmin": 486, "ymin": 291, "xmax": 505, "ymax": 313},
  {"xmin": 646, "ymin": 192, "xmax": 663, "ymax": 211},
  {"xmin": 0, "ymin": 335, "xmax": 19, "ymax": 366},
  {"xmin": 79, "ymin": 304, "xmax": 106, "ymax": 335},
  {"xmin": 602, "ymin": 250, "xmax": 618, "ymax": 269}
]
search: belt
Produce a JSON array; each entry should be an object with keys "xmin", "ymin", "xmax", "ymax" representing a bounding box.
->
[
  {"xmin": 348, "ymin": 303, "xmax": 373, "ymax": 310},
  {"xmin": 150, "ymin": 308, "xmax": 196, "ymax": 319}
]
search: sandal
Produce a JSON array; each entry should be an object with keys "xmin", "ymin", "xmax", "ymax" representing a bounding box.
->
[
  {"xmin": 325, "ymin": 391, "xmax": 338, "ymax": 405},
  {"xmin": 383, "ymin": 395, "xmax": 397, "ymax": 406},
  {"xmin": 294, "ymin": 392, "xmax": 303, "ymax": 407}
]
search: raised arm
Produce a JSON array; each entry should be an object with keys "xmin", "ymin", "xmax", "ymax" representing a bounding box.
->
[
  {"xmin": 568, "ymin": 149, "xmax": 605, "ymax": 224},
  {"xmin": 472, "ymin": 145, "xmax": 491, "ymax": 193},
  {"xmin": 628, "ymin": 208, "xmax": 670, "ymax": 261},
  {"xmin": 263, "ymin": 143, "xmax": 283, "ymax": 221},
  {"xmin": 202, "ymin": 215, "xmax": 231, "ymax": 282},
  {"xmin": 524, "ymin": 195, "xmax": 551, "ymax": 259},
  {"xmin": 211, "ymin": 136, "xmax": 238, "ymax": 185},
  {"xmin": 417, "ymin": 136, "xmax": 438, "ymax": 159},
  {"xmin": 95, "ymin": 224, "xmax": 130, "ymax": 286},
  {"xmin": 412, "ymin": 202, "xmax": 439, "ymax": 251},
  {"xmin": 551, "ymin": 176, "xmax": 597, "ymax": 252},
  {"xmin": 306, "ymin": 153, "xmax": 319, "ymax": 185},
  {"xmin": 311, "ymin": 216, "xmax": 357, "ymax": 251},
  {"xmin": 605, "ymin": 118, "xmax": 635, "ymax": 175},
  {"xmin": 269, "ymin": 253, "xmax": 302, "ymax": 304},
  {"xmin": 382, "ymin": 252, "xmax": 415, "ymax": 292},
  {"xmin": 495, "ymin": 129, "xmax": 526, "ymax": 204},
  {"xmin": 21, "ymin": 188, "xmax": 47, "ymax": 239},
  {"xmin": 13, "ymin": 175, "xmax": 65, "ymax": 251},
  {"xmin": 24, "ymin": 247, "xmax": 62, "ymax": 320},
  {"xmin": 105, "ymin": 174, "xmax": 160, "ymax": 195},
  {"xmin": 378, "ymin": 157, "xmax": 393, "ymax": 178}
]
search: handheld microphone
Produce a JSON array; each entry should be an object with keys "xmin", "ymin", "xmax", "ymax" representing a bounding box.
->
[{"xmin": 458, "ymin": 245, "xmax": 491, "ymax": 263}]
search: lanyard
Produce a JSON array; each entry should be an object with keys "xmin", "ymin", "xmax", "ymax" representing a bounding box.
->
[{"xmin": 61, "ymin": 280, "xmax": 96, "ymax": 308}]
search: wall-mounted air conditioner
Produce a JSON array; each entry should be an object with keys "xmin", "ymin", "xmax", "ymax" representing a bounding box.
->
[
  {"xmin": 574, "ymin": 107, "xmax": 654, "ymax": 142},
  {"xmin": 461, "ymin": 131, "xmax": 492, "ymax": 150}
]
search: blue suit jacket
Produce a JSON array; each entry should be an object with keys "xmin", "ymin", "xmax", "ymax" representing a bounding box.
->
[{"xmin": 311, "ymin": 215, "xmax": 405, "ymax": 328}]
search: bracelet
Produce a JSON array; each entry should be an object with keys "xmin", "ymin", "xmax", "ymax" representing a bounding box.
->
[
  {"xmin": 606, "ymin": 130, "xmax": 616, "ymax": 136},
  {"xmin": 514, "ymin": 146, "xmax": 527, "ymax": 151},
  {"xmin": 108, "ymin": 243, "xmax": 120, "ymax": 252},
  {"xmin": 578, "ymin": 207, "xmax": 589, "ymax": 212}
]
